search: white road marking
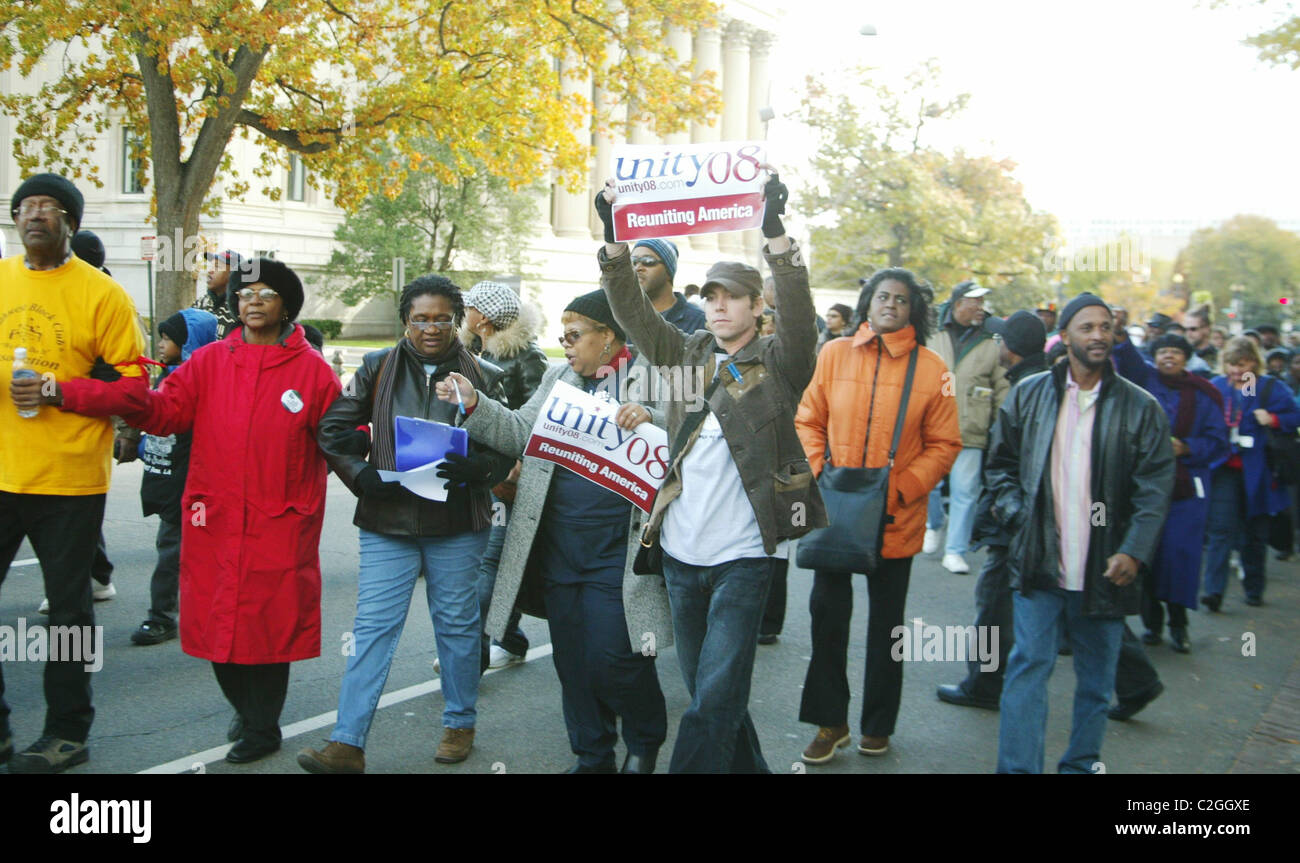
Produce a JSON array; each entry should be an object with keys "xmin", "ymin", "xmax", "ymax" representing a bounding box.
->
[
  {"xmin": 12, "ymin": 558, "xmax": 38, "ymax": 567},
  {"xmin": 137, "ymin": 643, "xmax": 554, "ymax": 774}
]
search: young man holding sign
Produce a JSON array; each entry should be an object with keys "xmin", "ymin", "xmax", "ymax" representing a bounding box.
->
[{"xmin": 594, "ymin": 170, "xmax": 826, "ymax": 773}]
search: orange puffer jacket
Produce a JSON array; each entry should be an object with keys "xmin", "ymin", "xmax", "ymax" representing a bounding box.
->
[{"xmin": 795, "ymin": 322, "xmax": 962, "ymax": 559}]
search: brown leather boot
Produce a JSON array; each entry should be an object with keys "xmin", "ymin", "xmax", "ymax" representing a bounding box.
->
[
  {"xmin": 297, "ymin": 741, "xmax": 365, "ymax": 774},
  {"xmin": 435, "ymin": 727, "xmax": 475, "ymax": 764},
  {"xmin": 858, "ymin": 735, "xmax": 890, "ymax": 756},
  {"xmin": 801, "ymin": 724, "xmax": 851, "ymax": 765}
]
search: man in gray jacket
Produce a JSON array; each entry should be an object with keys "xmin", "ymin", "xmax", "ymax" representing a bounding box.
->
[
  {"xmin": 927, "ymin": 281, "xmax": 1009, "ymax": 574},
  {"xmin": 986, "ymin": 293, "xmax": 1174, "ymax": 773},
  {"xmin": 594, "ymin": 172, "xmax": 826, "ymax": 772}
]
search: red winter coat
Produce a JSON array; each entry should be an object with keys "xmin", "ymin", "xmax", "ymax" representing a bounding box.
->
[{"xmin": 62, "ymin": 325, "xmax": 342, "ymax": 663}]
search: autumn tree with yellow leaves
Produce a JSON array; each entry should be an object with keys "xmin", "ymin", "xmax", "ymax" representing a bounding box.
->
[{"xmin": 0, "ymin": 0, "xmax": 721, "ymax": 318}]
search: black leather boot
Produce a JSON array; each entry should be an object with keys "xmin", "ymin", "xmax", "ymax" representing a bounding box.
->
[{"xmin": 621, "ymin": 749, "xmax": 658, "ymax": 774}]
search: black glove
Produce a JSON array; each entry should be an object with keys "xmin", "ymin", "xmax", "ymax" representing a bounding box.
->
[
  {"xmin": 594, "ymin": 191, "xmax": 616, "ymax": 243},
  {"xmin": 436, "ymin": 451, "xmax": 495, "ymax": 489},
  {"xmin": 334, "ymin": 428, "xmax": 371, "ymax": 456},
  {"xmin": 760, "ymin": 172, "xmax": 788, "ymax": 239},
  {"xmin": 356, "ymin": 465, "xmax": 405, "ymax": 500}
]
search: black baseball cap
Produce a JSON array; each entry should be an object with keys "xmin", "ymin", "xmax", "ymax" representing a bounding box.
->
[{"xmin": 984, "ymin": 310, "xmax": 1046, "ymax": 358}]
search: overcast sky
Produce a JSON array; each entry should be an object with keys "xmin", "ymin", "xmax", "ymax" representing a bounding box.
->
[{"xmin": 766, "ymin": 0, "xmax": 1300, "ymax": 251}]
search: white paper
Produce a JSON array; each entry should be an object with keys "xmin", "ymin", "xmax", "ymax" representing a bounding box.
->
[{"xmin": 377, "ymin": 459, "xmax": 449, "ymax": 502}]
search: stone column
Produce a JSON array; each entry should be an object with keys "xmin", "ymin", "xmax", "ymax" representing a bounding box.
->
[
  {"xmin": 553, "ymin": 54, "xmax": 593, "ymax": 239},
  {"xmin": 745, "ymin": 31, "xmax": 775, "ymax": 259},
  {"xmin": 689, "ymin": 25, "xmax": 722, "ymax": 253},
  {"xmin": 719, "ymin": 19, "xmax": 752, "ymax": 256},
  {"xmin": 665, "ymin": 24, "xmax": 693, "ymax": 147}
]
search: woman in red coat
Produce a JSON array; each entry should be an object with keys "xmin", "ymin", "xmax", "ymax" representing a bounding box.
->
[{"xmin": 58, "ymin": 258, "xmax": 341, "ymax": 764}]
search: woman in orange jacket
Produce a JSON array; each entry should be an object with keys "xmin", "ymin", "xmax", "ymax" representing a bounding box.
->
[{"xmin": 794, "ymin": 267, "xmax": 962, "ymax": 764}]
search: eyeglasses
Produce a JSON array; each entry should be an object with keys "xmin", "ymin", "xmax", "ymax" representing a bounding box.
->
[
  {"xmin": 236, "ymin": 287, "xmax": 279, "ymax": 301},
  {"xmin": 14, "ymin": 201, "xmax": 68, "ymax": 218},
  {"xmin": 408, "ymin": 320, "xmax": 454, "ymax": 331},
  {"xmin": 558, "ymin": 328, "xmax": 594, "ymax": 347},
  {"xmin": 631, "ymin": 257, "xmax": 663, "ymax": 268}
]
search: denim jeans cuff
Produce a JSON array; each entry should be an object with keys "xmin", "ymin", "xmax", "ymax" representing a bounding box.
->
[{"xmin": 330, "ymin": 731, "xmax": 366, "ymax": 749}]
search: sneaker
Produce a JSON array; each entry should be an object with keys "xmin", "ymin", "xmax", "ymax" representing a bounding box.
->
[
  {"xmin": 93, "ymin": 582, "xmax": 117, "ymax": 602},
  {"xmin": 488, "ymin": 644, "xmax": 526, "ymax": 669},
  {"xmin": 131, "ymin": 619, "xmax": 177, "ymax": 646},
  {"xmin": 923, "ymin": 528, "xmax": 942, "ymax": 554},
  {"xmin": 8, "ymin": 736, "xmax": 89, "ymax": 773},
  {"xmin": 941, "ymin": 553, "xmax": 970, "ymax": 574},
  {"xmin": 801, "ymin": 724, "xmax": 851, "ymax": 765},
  {"xmin": 435, "ymin": 727, "xmax": 474, "ymax": 764},
  {"xmin": 298, "ymin": 740, "xmax": 365, "ymax": 774},
  {"xmin": 858, "ymin": 735, "xmax": 889, "ymax": 756}
]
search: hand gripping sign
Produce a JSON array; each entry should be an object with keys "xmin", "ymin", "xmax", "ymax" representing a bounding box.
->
[
  {"xmin": 524, "ymin": 380, "xmax": 668, "ymax": 513},
  {"xmin": 610, "ymin": 140, "xmax": 768, "ymax": 242}
]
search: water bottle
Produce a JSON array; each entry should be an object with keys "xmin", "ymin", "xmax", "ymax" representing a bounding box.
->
[{"xmin": 12, "ymin": 347, "xmax": 39, "ymax": 418}]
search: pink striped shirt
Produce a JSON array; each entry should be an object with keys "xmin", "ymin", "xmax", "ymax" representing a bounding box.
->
[{"xmin": 1052, "ymin": 370, "xmax": 1100, "ymax": 591}]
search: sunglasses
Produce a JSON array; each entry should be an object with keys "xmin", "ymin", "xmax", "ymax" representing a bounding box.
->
[
  {"xmin": 236, "ymin": 287, "xmax": 279, "ymax": 301},
  {"xmin": 408, "ymin": 320, "xmax": 454, "ymax": 331},
  {"xmin": 631, "ymin": 256, "xmax": 663, "ymax": 268},
  {"xmin": 558, "ymin": 328, "xmax": 594, "ymax": 347}
]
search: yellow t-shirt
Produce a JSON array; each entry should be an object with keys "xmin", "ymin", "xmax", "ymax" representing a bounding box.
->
[{"xmin": 0, "ymin": 254, "xmax": 146, "ymax": 495}]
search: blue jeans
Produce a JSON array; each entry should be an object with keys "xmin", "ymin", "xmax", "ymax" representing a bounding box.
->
[
  {"xmin": 662, "ymin": 554, "xmax": 773, "ymax": 774},
  {"xmin": 927, "ymin": 485, "xmax": 945, "ymax": 531},
  {"xmin": 476, "ymin": 497, "xmax": 529, "ymax": 659},
  {"xmin": 944, "ymin": 447, "xmax": 983, "ymax": 555},
  {"xmin": 1203, "ymin": 467, "xmax": 1269, "ymax": 601},
  {"xmin": 331, "ymin": 528, "xmax": 489, "ymax": 749},
  {"xmin": 997, "ymin": 587, "xmax": 1123, "ymax": 774}
]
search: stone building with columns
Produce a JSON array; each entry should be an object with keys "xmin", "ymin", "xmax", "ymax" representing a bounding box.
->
[{"xmin": 0, "ymin": 1, "xmax": 787, "ymax": 340}]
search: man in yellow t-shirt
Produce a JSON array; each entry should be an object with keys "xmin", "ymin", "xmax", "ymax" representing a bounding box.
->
[{"xmin": 1, "ymin": 173, "xmax": 146, "ymax": 773}]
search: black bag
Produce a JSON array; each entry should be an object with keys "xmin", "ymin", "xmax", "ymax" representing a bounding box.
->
[
  {"xmin": 632, "ymin": 371, "xmax": 726, "ymax": 575},
  {"xmin": 795, "ymin": 347, "xmax": 918, "ymax": 574},
  {"xmin": 1261, "ymin": 378, "xmax": 1300, "ymax": 486}
]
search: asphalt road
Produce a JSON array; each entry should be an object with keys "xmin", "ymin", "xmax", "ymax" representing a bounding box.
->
[{"xmin": 2, "ymin": 462, "xmax": 1297, "ymax": 774}]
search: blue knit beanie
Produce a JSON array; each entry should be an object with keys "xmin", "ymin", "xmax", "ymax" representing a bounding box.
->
[{"xmin": 633, "ymin": 238, "xmax": 679, "ymax": 283}]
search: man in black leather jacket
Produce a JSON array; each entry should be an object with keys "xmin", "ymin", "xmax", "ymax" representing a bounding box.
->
[
  {"xmin": 987, "ymin": 295, "xmax": 1174, "ymax": 774},
  {"xmin": 300, "ymin": 276, "xmax": 512, "ymax": 774}
]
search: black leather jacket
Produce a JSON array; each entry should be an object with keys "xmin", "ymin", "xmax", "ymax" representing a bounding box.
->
[
  {"xmin": 970, "ymin": 352, "xmax": 1048, "ymax": 550},
  {"xmin": 317, "ymin": 340, "xmax": 513, "ymax": 537},
  {"xmin": 984, "ymin": 359, "xmax": 1174, "ymax": 617}
]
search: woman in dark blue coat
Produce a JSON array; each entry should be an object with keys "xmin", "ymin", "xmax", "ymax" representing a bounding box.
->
[
  {"xmin": 1114, "ymin": 333, "xmax": 1228, "ymax": 651},
  {"xmin": 1202, "ymin": 337, "xmax": 1300, "ymax": 609}
]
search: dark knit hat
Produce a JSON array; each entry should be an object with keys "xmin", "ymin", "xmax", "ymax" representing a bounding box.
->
[
  {"xmin": 632, "ymin": 238, "xmax": 679, "ymax": 283},
  {"xmin": 228, "ymin": 257, "xmax": 305, "ymax": 322},
  {"xmin": 1149, "ymin": 333, "xmax": 1193, "ymax": 360},
  {"xmin": 157, "ymin": 311, "xmax": 189, "ymax": 348},
  {"xmin": 564, "ymin": 289, "xmax": 627, "ymax": 344},
  {"xmin": 1058, "ymin": 292, "xmax": 1111, "ymax": 332},
  {"xmin": 10, "ymin": 173, "xmax": 84, "ymax": 231},
  {"xmin": 71, "ymin": 230, "xmax": 107, "ymax": 270}
]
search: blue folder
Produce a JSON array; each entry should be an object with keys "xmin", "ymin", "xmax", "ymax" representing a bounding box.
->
[{"xmin": 394, "ymin": 416, "xmax": 469, "ymax": 472}]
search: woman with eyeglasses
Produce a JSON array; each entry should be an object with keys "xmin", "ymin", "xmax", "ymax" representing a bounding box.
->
[
  {"xmin": 434, "ymin": 289, "xmax": 672, "ymax": 773},
  {"xmin": 299, "ymin": 276, "xmax": 514, "ymax": 774},
  {"xmin": 62, "ymin": 257, "xmax": 342, "ymax": 764}
]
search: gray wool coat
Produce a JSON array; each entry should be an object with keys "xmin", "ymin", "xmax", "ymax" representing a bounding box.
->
[{"xmin": 462, "ymin": 358, "xmax": 674, "ymax": 652}]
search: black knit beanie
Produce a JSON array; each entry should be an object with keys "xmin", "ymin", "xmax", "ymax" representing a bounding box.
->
[
  {"xmin": 564, "ymin": 289, "xmax": 627, "ymax": 344},
  {"xmin": 11, "ymin": 173, "xmax": 84, "ymax": 231},
  {"xmin": 158, "ymin": 311, "xmax": 188, "ymax": 348},
  {"xmin": 228, "ymin": 257, "xmax": 305, "ymax": 322}
]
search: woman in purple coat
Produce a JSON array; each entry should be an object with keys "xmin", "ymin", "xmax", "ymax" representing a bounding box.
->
[
  {"xmin": 1113, "ymin": 333, "xmax": 1228, "ymax": 652},
  {"xmin": 1204, "ymin": 337, "xmax": 1300, "ymax": 610}
]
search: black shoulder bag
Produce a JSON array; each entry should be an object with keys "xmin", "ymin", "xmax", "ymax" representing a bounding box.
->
[
  {"xmin": 795, "ymin": 345, "xmax": 919, "ymax": 574},
  {"xmin": 632, "ymin": 370, "xmax": 726, "ymax": 575}
]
